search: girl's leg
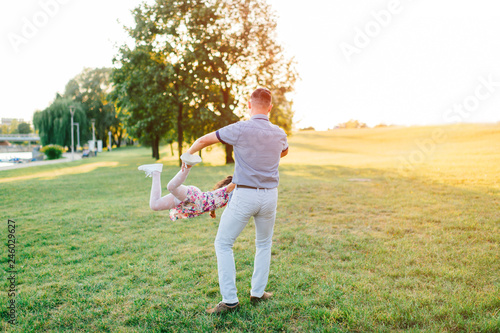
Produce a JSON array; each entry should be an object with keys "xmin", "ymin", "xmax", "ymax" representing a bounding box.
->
[
  {"xmin": 166, "ymin": 168, "xmax": 191, "ymax": 202},
  {"xmin": 149, "ymin": 171, "xmax": 180, "ymax": 211}
]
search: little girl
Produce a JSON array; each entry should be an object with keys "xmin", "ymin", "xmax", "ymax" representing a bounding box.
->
[{"xmin": 138, "ymin": 159, "xmax": 234, "ymax": 221}]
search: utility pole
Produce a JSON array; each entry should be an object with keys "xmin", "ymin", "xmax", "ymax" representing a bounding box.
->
[
  {"xmin": 91, "ymin": 118, "xmax": 96, "ymax": 154},
  {"xmin": 69, "ymin": 106, "xmax": 75, "ymax": 161},
  {"xmin": 74, "ymin": 122, "xmax": 80, "ymax": 150},
  {"xmin": 108, "ymin": 131, "xmax": 112, "ymax": 151}
]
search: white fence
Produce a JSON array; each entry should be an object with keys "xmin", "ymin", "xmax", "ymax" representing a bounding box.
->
[
  {"xmin": 0, "ymin": 134, "xmax": 41, "ymax": 141},
  {"xmin": 0, "ymin": 145, "xmax": 34, "ymax": 153}
]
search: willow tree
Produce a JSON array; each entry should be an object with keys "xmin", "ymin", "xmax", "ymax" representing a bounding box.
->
[
  {"xmin": 33, "ymin": 96, "xmax": 89, "ymax": 147},
  {"xmin": 116, "ymin": 0, "xmax": 298, "ymax": 163}
]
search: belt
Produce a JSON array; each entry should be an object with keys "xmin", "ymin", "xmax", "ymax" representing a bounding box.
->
[{"xmin": 237, "ymin": 184, "xmax": 274, "ymax": 190}]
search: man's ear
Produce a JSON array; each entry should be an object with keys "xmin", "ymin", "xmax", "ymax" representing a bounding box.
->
[
  {"xmin": 248, "ymin": 101, "xmax": 252, "ymax": 110},
  {"xmin": 267, "ymin": 104, "xmax": 273, "ymax": 114}
]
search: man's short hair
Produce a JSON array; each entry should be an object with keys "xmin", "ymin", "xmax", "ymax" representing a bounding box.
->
[{"xmin": 251, "ymin": 88, "xmax": 272, "ymax": 109}]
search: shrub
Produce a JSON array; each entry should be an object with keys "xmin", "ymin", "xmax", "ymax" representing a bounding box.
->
[{"xmin": 41, "ymin": 144, "xmax": 64, "ymax": 160}]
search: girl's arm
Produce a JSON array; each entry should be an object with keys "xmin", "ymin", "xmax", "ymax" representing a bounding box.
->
[
  {"xmin": 210, "ymin": 183, "xmax": 235, "ymax": 219},
  {"xmin": 226, "ymin": 183, "xmax": 236, "ymax": 193}
]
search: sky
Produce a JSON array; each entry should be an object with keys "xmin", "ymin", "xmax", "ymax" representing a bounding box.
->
[{"xmin": 1, "ymin": 0, "xmax": 500, "ymax": 130}]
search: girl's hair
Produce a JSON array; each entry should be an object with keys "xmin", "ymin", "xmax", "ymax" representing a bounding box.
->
[
  {"xmin": 209, "ymin": 175, "xmax": 233, "ymax": 219},
  {"xmin": 212, "ymin": 175, "xmax": 233, "ymax": 191}
]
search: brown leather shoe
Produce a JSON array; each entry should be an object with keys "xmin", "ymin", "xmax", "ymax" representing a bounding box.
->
[
  {"xmin": 250, "ymin": 291, "xmax": 273, "ymax": 304},
  {"xmin": 206, "ymin": 302, "xmax": 239, "ymax": 314}
]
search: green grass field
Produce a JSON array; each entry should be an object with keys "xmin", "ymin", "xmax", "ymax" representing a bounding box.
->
[{"xmin": 1, "ymin": 123, "xmax": 499, "ymax": 332}]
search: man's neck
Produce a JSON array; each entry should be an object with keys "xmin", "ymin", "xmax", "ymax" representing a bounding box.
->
[{"xmin": 250, "ymin": 110, "xmax": 269, "ymax": 117}]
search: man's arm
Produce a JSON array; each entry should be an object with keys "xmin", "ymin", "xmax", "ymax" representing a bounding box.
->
[
  {"xmin": 182, "ymin": 132, "xmax": 220, "ymax": 170},
  {"xmin": 186, "ymin": 132, "xmax": 220, "ymax": 155}
]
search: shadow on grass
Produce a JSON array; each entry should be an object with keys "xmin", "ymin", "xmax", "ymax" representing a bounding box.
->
[{"xmin": 288, "ymin": 141, "xmax": 354, "ymax": 153}]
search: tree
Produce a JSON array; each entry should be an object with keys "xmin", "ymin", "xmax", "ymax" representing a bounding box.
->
[
  {"xmin": 185, "ymin": 0, "xmax": 298, "ymax": 161},
  {"xmin": 33, "ymin": 97, "xmax": 89, "ymax": 147},
  {"xmin": 337, "ymin": 120, "xmax": 368, "ymax": 129},
  {"xmin": 17, "ymin": 122, "xmax": 31, "ymax": 134},
  {"xmin": 269, "ymin": 90, "xmax": 295, "ymax": 135},
  {"xmin": 117, "ymin": 0, "xmax": 298, "ymax": 164},
  {"xmin": 109, "ymin": 106, "xmax": 129, "ymax": 147},
  {"xmin": 115, "ymin": 1, "xmax": 220, "ymax": 163},
  {"xmin": 111, "ymin": 45, "xmax": 175, "ymax": 160},
  {"xmin": 64, "ymin": 68, "xmax": 125, "ymax": 148}
]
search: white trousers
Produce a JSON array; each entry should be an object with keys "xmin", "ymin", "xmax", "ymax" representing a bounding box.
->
[{"xmin": 214, "ymin": 187, "xmax": 278, "ymax": 304}]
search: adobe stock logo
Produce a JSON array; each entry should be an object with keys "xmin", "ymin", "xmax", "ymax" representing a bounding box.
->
[
  {"xmin": 443, "ymin": 74, "xmax": 500, "ymax": 122},
  {"xmin": 398, "ymin": 73, "xmax": 499, "ymax": 173},
  {"xmin": 339, "ymin": 0, "xmax": 415, "ymax": 63},
  {"xmin": 8, "ymin": 0, "xmax": 72, "ymax": 53},
  {"xmin": 397, "ymin": 129, "xmax": 448, "ymax": 174}
]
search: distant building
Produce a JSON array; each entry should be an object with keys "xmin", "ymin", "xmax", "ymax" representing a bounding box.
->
[{"xmin": 1, "ymin": 118, "xmax": 25, "ymax": 125}]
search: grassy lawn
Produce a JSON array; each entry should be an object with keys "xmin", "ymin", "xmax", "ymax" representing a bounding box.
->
[{"xmin": 1, "ymin": 123, "xmax": 499, "ymax": 332}]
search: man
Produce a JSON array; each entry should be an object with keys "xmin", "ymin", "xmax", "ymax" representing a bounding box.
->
[{"xmin": 183, "ymin": 87, "xmax": 289, "ymax": 314}]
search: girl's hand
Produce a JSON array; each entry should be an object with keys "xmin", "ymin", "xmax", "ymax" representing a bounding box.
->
[
  {"xmin": 210, "ymin": 211, "xmax": 216, "ymax": 219},
  {"xmin": 181, "ymin": 162, "xmax": 192, "ymax": 172},
  {"xmin": 227, "ymin": 183, "xmax": 236, "ymax": 193}
]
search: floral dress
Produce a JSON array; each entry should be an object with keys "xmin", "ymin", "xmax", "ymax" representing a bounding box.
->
[{"xmin": 169, "ymin": 186, "xmax": 230, "ymax": 221}]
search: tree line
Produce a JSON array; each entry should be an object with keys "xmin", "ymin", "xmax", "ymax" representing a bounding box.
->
[{"xmin": 34, "ymin": 0, "xmax": 297, "ymax": 163}]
